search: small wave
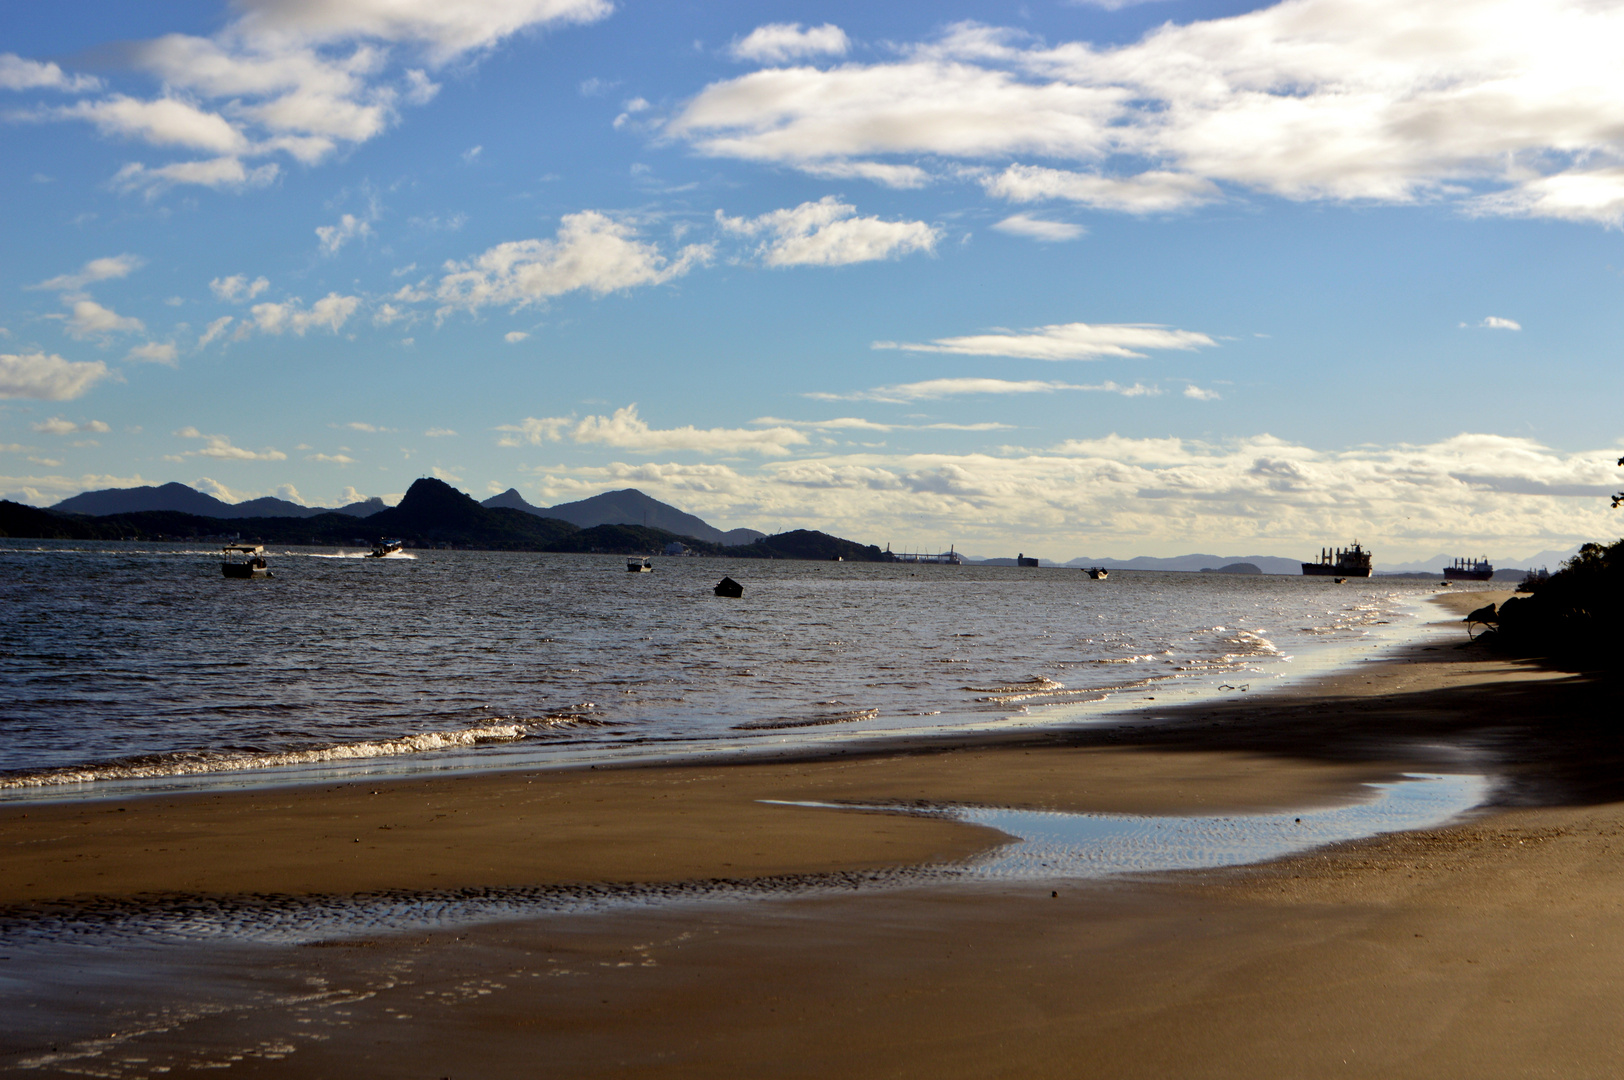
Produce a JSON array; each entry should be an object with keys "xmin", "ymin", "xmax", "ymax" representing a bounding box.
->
[
  {"xmin": 309, "ymin": 551, "xmax": 418, "ymax": 560},
  {"xmin": 0, "ymin": 722, "xmax": 534, "ymax": 790},
  {"xmin": 732, "ymin": 708, "xmax": 879, "ymax": 731},
  {"xmin": 962, "ymin": 676, "xmax": 1064, "ymax": 694}
]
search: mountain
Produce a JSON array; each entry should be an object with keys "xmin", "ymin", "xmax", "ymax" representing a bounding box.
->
[
  {"xmin": 50, "ymin": 482, "xmax": 386, "ymax": 519},
  {"xmin": 333, "ymin": 497, "xmax": 389, "ymax": 517},
  {"xmin": 1374, "ymin": 546, "xmax": 1582, "ymax": 574},
  {"xmin": 482, "ymin": 487, "xmax": 765, "ymax": 546}
]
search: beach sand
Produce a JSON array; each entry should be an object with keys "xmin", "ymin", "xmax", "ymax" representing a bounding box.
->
[{"xmin": 7, "ymin": 591, "xmax": 1624, "ymax": 1077}]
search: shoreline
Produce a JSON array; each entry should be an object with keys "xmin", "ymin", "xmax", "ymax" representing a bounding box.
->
[
  {"xmin": 12, "ymin": 590, "xmax": 1624, "ymax": 1076},
  {"xmin": 0, "ymin": 591, "xmax": 1560, "ymax": 910}
]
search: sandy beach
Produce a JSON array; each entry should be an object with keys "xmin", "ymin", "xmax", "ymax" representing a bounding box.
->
[{"xmin": 6, "ymin": 591, "xmax": 1624, "ymax": 1078}]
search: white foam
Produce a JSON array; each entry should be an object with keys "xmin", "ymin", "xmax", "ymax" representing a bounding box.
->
[{"xmin": 0, "ymin": 723, "xmax": 529, "ymax": 789}]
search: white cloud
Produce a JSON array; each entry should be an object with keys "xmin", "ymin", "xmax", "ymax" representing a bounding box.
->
[
  {"xmin": 307, "ymin": 452, "xmax": 356, "ymax": 464},
  {"xmin": 126, "ymin": 341, "xmax": 179, "ymax": 365},
  {"xmin": 1470, "ymin": 168, "xmax": 1624, "ymax": 225},
  {"xmin": 991, "ymin": 213, "xmax": 1085, "ymax": 241},
  {"xmin": 0, "ymin": 472, "xmax": 148, "ymax": 506},
  {"xmin": 210, "ymin": 275, "xmax": 271, "ymax": 301},
  {"xmin": 22, "ymin": 2, "xmax": 607, "ymax": 194},
  {"xmin": 316, "ymin": 212, "xmax": 374, "ymax": 254},
  {"xmin": 505, "ymin": 330, "xmax": 530, "ymax": 343},
  {"xmin": 425, "ymin": 427, "xmax": 457, "ymax": 437},
  {"xmin": 197, "ymin": 316, "xmax": 235, "ymax": 348},
  {"xmin": 229, "ymin": 0, "xmax": 613, "ymax": 61},
  {"xmin": 38, "ymin": 0, "xmax": 611, "ymax": 193},
  {"xmin": 1474, "ymin": 316, "xmax": 1522, "ymax": 331},
  {"xmin": 51, "ymin": 95, "xmax": 248, "ymax": 153},
  {"xmin": 729, "ymin": 23, "xmax": 850, "ymax": 64},
  {"xmin": 249, "ymin": 293, "xmax": 361, "ymax": 335},
  {"xmin": 436, "ymin": 211, "xmax": 712, "ymax": 311},
  {"xmin": 64, "ymin": 300, "xmax": 145, "ymax": 339},
  {"xmin": 807, "ymin": 377, "xmax": 1161, "ymax": 403},
  {"xmin": 753, "ymin": 415, "xmax": 1017, "ymax": 433},
  {"xmin": 875, "ymin": 321, "xmax": 1215, "ymax": 361},
  {"xmin": 513, "ymin": 431, "xmax": 1624, "ymax": 562},
  {"xmin": 33, "ymin": 417, "xmax": 111, "ymax": 435},
  {"xmin": 497, "ymin": 404, "xmax": 809, "ymax": 456},
  {"xmin": 32, "ymin": 254, "xmax": 143, "ymax": 292},
  {"xmin": 0, "ymin": 353, "xmax": 112, "ymax": 400},
  {"xmin": 669, "ymin": 3, "xmax": 1624, "ymax": 225},
  {"xmin": 1183, "ymin": 384, "xmax": 1222, "ymax": 400},
  {"xmin": 0, "ymin": 53, "xmax": 101, "ymax": 93},
  {"xmin": 113, "ymin": 157, "xmax": 280, "ymax": 196},
  {"xmin": 983, "ymin": 165, "xmax": 1219, "ymax": 214},
  {"xmin": 717, "ymin": 197, "xmax": 938, "ymax": 267},
  {"xmin": 174, "ymin": 427, "xmax": 288, "ymax": 461}
]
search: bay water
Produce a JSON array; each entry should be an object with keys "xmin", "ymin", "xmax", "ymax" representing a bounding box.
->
[{"xmin": 0, "ymin": 540, "xmax": 1479, "ymax": 796}]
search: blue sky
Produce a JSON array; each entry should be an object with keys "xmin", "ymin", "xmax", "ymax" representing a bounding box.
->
[{"xmin": 3, "ymin": 0, "xmax": 1623, "ymax": 561}]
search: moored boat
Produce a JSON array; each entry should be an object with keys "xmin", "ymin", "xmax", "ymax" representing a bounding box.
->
[
  {"xmin": 1085, "ymin": 567, "xmax": 1108, "ymax": 579},
  {"xmin": 627, "ymin": 556, "xmax": 653, "ymax": 572},
  {"xmin": 1302, "ymin": 541, "xmax": 1372, "ymax": 577},
  {"xmin": 1443, "ymin": 556, "xmax": 1493, "ymax": 581},
  {"xmin": 221, "ymin": 544, "xmax": 271, "ymax": 579}
]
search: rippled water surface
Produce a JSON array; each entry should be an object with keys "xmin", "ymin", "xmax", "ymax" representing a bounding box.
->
[{"xmin": 0, "ymin": 541, "xmax": 1465, "ymax": 789}]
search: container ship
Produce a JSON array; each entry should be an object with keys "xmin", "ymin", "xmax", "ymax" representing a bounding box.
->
[
  {"xmin": 1302, "ymin": 541, "xmax": 1373, "ymax": 577},
  {"xmin": 1443, "ymin": 556, "xmax": 1494, "ymax": 581}
]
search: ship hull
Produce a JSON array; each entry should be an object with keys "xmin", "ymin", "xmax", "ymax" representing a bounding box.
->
[
  {"xmin": 1302, "ymin": 563, "xmax": 1372, "ymax": 577},
  {"xmin": 1442, "ymin": 567, "xmax": 1493, "ymax": 581}
]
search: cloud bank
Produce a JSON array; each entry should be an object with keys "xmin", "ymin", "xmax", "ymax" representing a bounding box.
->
[{"xmin": 671, "ymin": 1, "xmax": 1624, "ymax": 224}]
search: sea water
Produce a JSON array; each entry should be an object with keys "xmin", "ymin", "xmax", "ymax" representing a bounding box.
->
[{"xmin": 0, "ymin": 541, "xmax": 1484, "ymax": 794}]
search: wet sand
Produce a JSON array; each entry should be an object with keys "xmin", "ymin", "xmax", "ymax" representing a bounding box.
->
[{"xmin": 8, "ymin": 591, "xmax": 1624, "ymax": 1077}]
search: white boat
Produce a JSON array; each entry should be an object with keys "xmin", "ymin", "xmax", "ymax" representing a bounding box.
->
[
  {"xmin": 1085, "ymin": 567, "xmax": 1108, "ymax": 579},
  {"xmin": 366, "ymin": 539, "xmax": 404, "ymax": 558},
  {"xmin": 627, "ymin": 556, "xmax": 653, "ymax": 572}
]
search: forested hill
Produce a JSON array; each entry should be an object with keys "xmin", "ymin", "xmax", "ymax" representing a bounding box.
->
[{"xmin": 0, "ymin": 478, "xmax": 888, "ymax": 561}]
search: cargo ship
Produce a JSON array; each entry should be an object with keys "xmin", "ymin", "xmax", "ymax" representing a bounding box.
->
[
  {"xmin": 1443, "ymin": 556, "xmax": 1494, "ymax": 581},
  {"xmin": 1302, "ymin": 541, "xmax": 1372, "ymax": 577}
]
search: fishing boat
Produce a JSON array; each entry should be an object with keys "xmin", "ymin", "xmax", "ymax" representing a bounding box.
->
[
  {"xmin": 365, "ymin": 539, "xmax": 404, "ymax": 558},
  {"xmin": 1302, "ymin": 541, "xmax": 1372, "ymax": 578},
  {"xmin": 221, "ymin": 544, "xmax": 271, "ymax": 579},
  {"xmin": 1442, "ymin": 556, "xmax": 1494, "ymax": 581},
  {"xmin": 1085, "ymin": 567, "xmax": 1108, "ymax": 579},
  {"xmin": 627, "ymin": 556, "xmax": 653, "ymax": 572}
]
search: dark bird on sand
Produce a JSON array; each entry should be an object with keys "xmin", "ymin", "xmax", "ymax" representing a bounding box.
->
[{"xmin": 1464, "ymin": 603, "xmax": 1498, "ymax": 637}]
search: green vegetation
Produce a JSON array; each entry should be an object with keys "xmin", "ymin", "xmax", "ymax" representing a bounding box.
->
[{"xmin": 1487, "ymin": 538, "xmax": 1624, "ymax": 668}]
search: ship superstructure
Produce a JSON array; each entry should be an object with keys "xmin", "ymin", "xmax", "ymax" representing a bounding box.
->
[
  {"xmin": 1443, "ymin": 556, "xmax": 1494, "ymax": 581},
  {"xmin": 1302, "ymin": 541, "xmax": 1373, "ymax": 577}
]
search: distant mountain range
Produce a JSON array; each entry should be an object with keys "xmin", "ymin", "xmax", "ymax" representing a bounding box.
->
[
  {"xmin": 6, "ymin": 478, "xmax": 881, "ymax": 561},
  {"xmin": 482, "ymin": 487, "xmax": 764, "ymax": 546},
  {"xmin": 51, "ymin": 482, "xmax": 385, "ymax": 519},
  {"xmin": 47, "ymin": 481, "xmax": 764, "ymax": 544}
]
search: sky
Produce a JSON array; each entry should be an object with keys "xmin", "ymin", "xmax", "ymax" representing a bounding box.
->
[{"xmin": 3, "ymin": 0, "xmax": 1624, "ymax": 563}]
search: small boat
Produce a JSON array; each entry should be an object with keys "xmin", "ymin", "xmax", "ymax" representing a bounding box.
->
[
  {"xmin": 714, "ymin": 576, "xmax": 743, "ymax": 598},
  {"xmin": 627, "ymin": 556, "xmax": 653, "ymax": 572},
  {"xmin": 221, "ymin": 544, "xmax": 271, "ymax": 579},
  {"xmin": 1085, "ymin": 567, "xmax": 1108, "ymax": 579},
  {"xmin": 366, "ymin": 539, "xmax": 404, "ymax": 558}
]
